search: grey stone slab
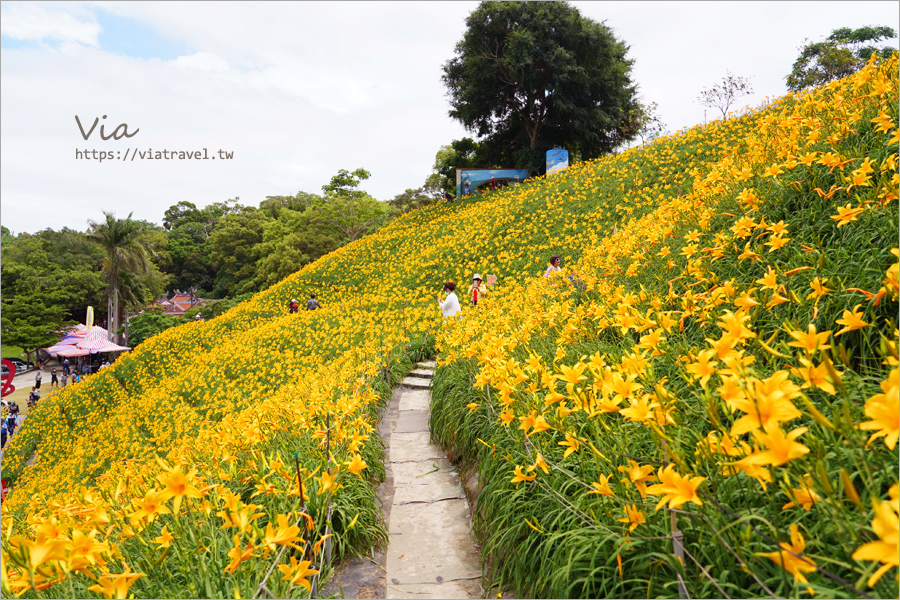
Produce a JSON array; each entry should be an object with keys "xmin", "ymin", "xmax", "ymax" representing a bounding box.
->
[
  {"xmin": 391, "ymin": 459, "xmax": 454, "ymax": 485},
  {"xmin": 386, "ymin": 500, "xmax": 480, "ymax": 584},
  {"xmin": 387, "ymin": 579, "xmax": 481, "ymax": 599},
  {"xmin": 417, "ymin": 361, "xmax": 437, "ymax": 369},
  {"xmin": 390, "ymin": 432, "xmax": 443, "ymax": 463},
  {"xmin": 400, "ymin": 377, "xmax": 430, "ymax": 389},
  {"xmin": 408, "ymin": 368, "xmax": 434, "ymax": 378},
  {"xmin": 399, "ymin": 390, "xmax": 431, "ymax": 411},
  {"xmin": 395, "ymin": 410, "xmax": 430, "ymax": 433},
  {"xmin": 394, "ymin": 478, "xmax": 466, "ymax": 505}
]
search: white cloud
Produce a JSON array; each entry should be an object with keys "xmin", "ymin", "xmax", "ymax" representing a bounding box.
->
[
  {"xmin": 0, "ymin": 3, "xmax": 101, "ymax": 46},
  {"xmin": 173, "ymin": 51, "xmax": 230, "ymax": 73},
  {"xmin": 1, "ymin": 1, "xmax": 898, "ymax": 236}
]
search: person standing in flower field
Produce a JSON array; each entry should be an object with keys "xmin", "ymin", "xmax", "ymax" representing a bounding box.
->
[
  {"xmin": 468, "ymin": 274, "xmax": 488, "ymax": 306},
  {"xmin": 306, "ymin": 294, "xmax": 321, "ymax": 310},
  {"xmin": 437, "ymin": 282, "xmax": 461, "ymax": 317},
  {"xmin": 543, "ymin": 255, "xmax": 562, "ymax": 277},
  {"xmin": 288, "ymin": 299, "xmax": 299, "ymax": 314}
]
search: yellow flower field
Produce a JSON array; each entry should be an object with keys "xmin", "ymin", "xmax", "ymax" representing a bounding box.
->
[{"xmin": 2, "ymin": 55, "xmax": 897, "ymax": 598}]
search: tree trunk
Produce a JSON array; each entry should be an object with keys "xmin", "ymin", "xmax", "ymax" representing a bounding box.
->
[{"xmin": 108, "ymin": 272, "xmax": 119, "ymax": 344}]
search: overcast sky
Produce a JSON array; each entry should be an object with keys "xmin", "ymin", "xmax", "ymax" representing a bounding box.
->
[{"xmin": 1, "ymin": 1, "xmax": 897, "ymax": 235}]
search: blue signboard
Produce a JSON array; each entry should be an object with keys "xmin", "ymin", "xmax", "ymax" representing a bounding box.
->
[
  {"xmin": 546, "ymin": 148, "xmax": 569, "ymax": 174},
  {"xmin": 456, "ymin": 169, "xmax": 529, "ymax": 198}
]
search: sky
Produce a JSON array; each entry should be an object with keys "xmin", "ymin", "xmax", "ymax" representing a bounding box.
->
[{"xmin": 1, "ymin": 1, "xmax": 897, "ymax": 235}]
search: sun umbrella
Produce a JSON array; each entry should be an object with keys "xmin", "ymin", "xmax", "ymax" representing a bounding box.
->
[{"xmin": 55, "ymin": 346, "xmax": 91, "ymax": 357}]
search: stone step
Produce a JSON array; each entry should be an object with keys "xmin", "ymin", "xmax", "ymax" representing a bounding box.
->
[
  {"xmin": 399, "ymin": 390, "xmax": 430, "ymax": 411},
  {"xmin": 400, "ymin": 377, "xmax": 430, "ymax": 389},
  {"xmin": 417, "ymin": 361, "xmax": 437, "ymax": 369},
  {"xmin": 408, "ymin": 368, "xmax": 434, "ymax": 379},
  {"xmin": 386, "ymin": 499, "xmax": 480, "ymax": 586}
]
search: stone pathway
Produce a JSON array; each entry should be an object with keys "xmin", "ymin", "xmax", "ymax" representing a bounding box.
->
[
  {"xmin": 319, "ymin": 361, "xmax": 484, "ymax": 599},
  {"xmin": 385, "ymin": 360, "xmax": 482, "ymax": 599}
]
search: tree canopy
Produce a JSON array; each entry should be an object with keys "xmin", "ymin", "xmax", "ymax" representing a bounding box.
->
[
  {"xmin": 87, "ymin": 213, "xmax": 157, "ymax": 343},
  {"xmin": 442, "ymin": 1, "xmax": 639, "ymax": 173},
  {"xmin": 786, "ymin": 26, "xmax": 898, "ymax": 91}
]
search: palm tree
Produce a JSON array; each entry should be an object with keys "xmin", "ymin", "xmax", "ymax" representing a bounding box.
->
[{"xmin": 86, "ymin": 212, "xmax": 151, "ymax": 343}]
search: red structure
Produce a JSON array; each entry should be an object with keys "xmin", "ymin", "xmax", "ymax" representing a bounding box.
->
[{"xmin": 152, "ymin": 289, "xmax": 218, "ymax": 317}]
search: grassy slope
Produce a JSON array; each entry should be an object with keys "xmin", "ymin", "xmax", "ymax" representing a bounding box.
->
[
  {"xmin": 430, "ymin": 58, "xmax": 899, "ymax": 598},
  {"xmin": 1, "ymin": 57, "xmax": 896, "ymax": 598}
]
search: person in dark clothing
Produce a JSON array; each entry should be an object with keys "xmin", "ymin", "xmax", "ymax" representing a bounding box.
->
[
  {"xmin": 5, "ymin": 415, "xmax": 17, "ymax": 438},
  {"xmin": 306, "ymin": 294, "xmax": 321, "ymax": 310},
  {"xmin": 63, "ymin": 358, "xmax": 70, "ymax": 376}
]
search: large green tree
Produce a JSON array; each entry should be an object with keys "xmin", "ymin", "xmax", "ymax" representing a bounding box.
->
[
  {"xmin": 317, "ymin": 169, "xmax": 397, "ymax": 243},
  {"xmin": 786, "ymin": 26, "xmax": 897, "ymax": 91},
  {"xmin": 207, "ymin": 206, "xmax": 271, "ymax": 298},
  {"xmin": 1, "ymin": 229, "xmax": 106, "ymax": 361},
  {"xmin": 160, "ymin": 199, "xmax": 241, "ymax": 294},
  {"xmin": 442, "ymin": 1, "xmax": 638, "ymax": 173},
  {"xmin": 86, "ymin": 213, "xmax": 154, "ymax": 343}
]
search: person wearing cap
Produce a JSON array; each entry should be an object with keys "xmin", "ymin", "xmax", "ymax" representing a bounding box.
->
[
  {"xmin": 467, "ymin": 274, "xmax": 488, "ymax": 306},
  {"xmin": 288, "ymin": 299, "xmax": 299, "ymax": 314}
]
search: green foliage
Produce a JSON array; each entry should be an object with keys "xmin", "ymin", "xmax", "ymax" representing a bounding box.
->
[
  {"xmin": 87, "ymin": 212, "xmax": 157, "ymax": 343},
  {"xmin": 0, "ymin": 293, "xmax": 72, "ymax": 363},
  {"xmin": 1, "ymin": 225, "xmax": 15, "ymax": 246},
  {"xmin": 321, "ymin": 168, "xmax": 372, "ymax": 199},
  {"xmin": 207, "ymin": 206, "xmax": 271, "ymax": 298},
  {"xmin": 388, "ymin": 187, "xmax": 436, "ymax": 214},
  {"xmin": 315, "ymin": 168, "xmax": 397, "ymax": 243},
  {"xmin": 0, "ymin": 229, "xmax": 105, "ymax": 359},
  {"xmin": 124, "ymin": 309, "xmax": 183, "ymax": 347},
  {"xmin": 442, "ymin": 0, "xmax": 639, "ymax": 173},
  {"xmin": 430, "ymin": 138, "xmax": 487, "ymax": 193},
  {"xmin": 621, "ymin": 100, "xmax": 668, "ymax": 145},
  {"xmin": 786, "ymin": 25, "xmax": 898, "ymax": 91}
]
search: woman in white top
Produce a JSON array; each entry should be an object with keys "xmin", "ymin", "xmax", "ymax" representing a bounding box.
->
[
  {"xmin": 543, "ymin": 255, "xmax": 561, "ymax": 277},
  {"xmin": 437, "ymin": 282, "xmax": 461, "ymax": 317}
]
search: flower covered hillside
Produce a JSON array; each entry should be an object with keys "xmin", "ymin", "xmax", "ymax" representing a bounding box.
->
[
  {"xmin": 431, "ymin": 55, "xmax": 898, "ymax": 598},
  {"xmin": 2, "ymin": 54, "xmax": 897, "ymax": 599}
]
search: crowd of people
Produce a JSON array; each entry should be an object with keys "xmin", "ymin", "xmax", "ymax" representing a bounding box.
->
[
  {"xmin": 282, "ymin": 254, "xmax": 567, "ymax": 322},
  {"xmin": 437, "ymin": 254, "xmax": 565, "ymax": 318},
  {"xmin": 1, "ymin": 353, "xmax": 115, "ymax": 451},
  {"xmin": 1, "ymin": 400, "xmax": 19, "ymax": 449}
]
